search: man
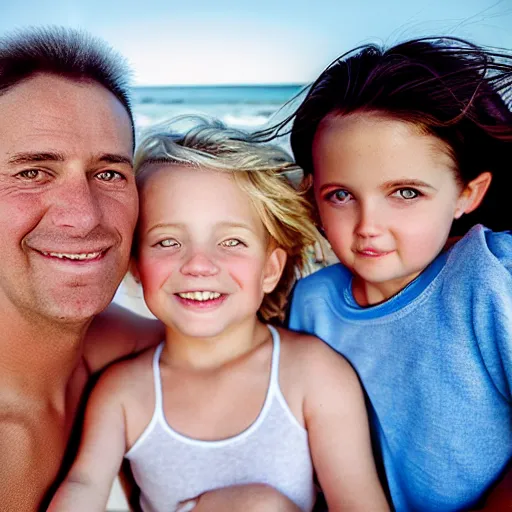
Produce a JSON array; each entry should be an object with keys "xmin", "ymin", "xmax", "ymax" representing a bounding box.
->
[
  {"xmin": 0, "ymin": 27, "xmax": 301, "ymax": 512},
  {"xmin": 0, "ymin": 26, "xmax": 158, "ymax": 510}
]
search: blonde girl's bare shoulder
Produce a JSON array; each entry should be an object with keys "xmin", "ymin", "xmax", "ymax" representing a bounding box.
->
[
  {"xmin": 277, "ymin": 327, "xmax": 361, "ymax": 401},
  {"xmin": 92, "ymin": 344, "xmax": 157, "ymax": 406}
]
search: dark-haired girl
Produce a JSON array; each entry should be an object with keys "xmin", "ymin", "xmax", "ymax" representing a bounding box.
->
[{"xmin": 281, "ymin": 38, "xmax": 512, "ymax": 511}]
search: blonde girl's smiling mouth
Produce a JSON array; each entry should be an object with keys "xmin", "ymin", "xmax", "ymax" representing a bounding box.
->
[
  {"xmin": 177, "ymin": 291, "xmax": 222, "ymax": 301},
  {"xmin": 174, "ymin": 290, "xmax": 228, "ymax": 310}
]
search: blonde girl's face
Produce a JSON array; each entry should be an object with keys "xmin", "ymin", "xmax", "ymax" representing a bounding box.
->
[
  {"xmin": 134, "ymin": 165, "xmax": 283, "ymax": 339},
  {"xmin": 312, "ymin": 113, "xmax": 467, "ymax": 306}
]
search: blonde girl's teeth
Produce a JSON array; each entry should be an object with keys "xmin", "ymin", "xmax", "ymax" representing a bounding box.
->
[{"xmin": 179, "ymin": 291, "xmax": 221, "ymax": 301}]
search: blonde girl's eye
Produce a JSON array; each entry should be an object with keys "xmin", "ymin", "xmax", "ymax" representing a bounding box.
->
[
  {"xmin": 221, "ymin": 239, "xmax": 242, "ymax": 248},
  {"xmin": 392, "ymin": 188, "xmax": 421, "ymax": 200},
  {"xmin": 158, "ymin": 238, "xmax": 180, "ymax": 248}
]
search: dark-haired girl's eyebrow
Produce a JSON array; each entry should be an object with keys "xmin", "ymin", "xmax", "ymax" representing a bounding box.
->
[
  {"xmin": 318, "ymin": 182, "xmax": 348, "ymax": 193},
  {"xmin": 381, "ymin": 179, "xmax": 436, "ymax": 190}
]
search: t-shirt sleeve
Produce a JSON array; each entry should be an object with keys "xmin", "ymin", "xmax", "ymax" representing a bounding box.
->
[
  {"xmin": 288, "ymin": 278, "xmax": 309, "ymax": 332},
  {"xmin": 476, "ymin": 230, "xmax": 512, "ymax": 402}
]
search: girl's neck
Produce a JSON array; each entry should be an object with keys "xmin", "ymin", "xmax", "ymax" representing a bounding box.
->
[
  {"xmin": 352, "ymin": 271, "xmax": 423, "ymax": 307},
  {"xmin": 161, "ymin": 318, "xmax": 271, "ymax": 371},
  {"xmin": 351, "ymin": 238, "xmax": 458, "ymax": 307}
]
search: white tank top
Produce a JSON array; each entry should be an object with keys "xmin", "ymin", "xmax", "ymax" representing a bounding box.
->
[{"xmin": 125, "ymin": 325, "xmax": 316, "ymax": 512}]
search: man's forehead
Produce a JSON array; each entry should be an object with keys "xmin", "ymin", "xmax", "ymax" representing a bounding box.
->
[{"xmin": 0, "ymin": 74, "xmax": 134, "ymax": 159}]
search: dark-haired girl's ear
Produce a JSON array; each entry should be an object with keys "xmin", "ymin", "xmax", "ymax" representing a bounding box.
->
[
  {"xmin": 454, "ymin": 172, "xmax": 492, "ymax": 219},
  {"xmin": 299, "ymin": 173, "xmax": 314, "ymax": 193}
]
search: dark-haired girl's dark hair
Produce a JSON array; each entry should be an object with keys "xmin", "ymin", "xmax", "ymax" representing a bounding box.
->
[{"xmin": 261, "ymin": 37, "xmax": 512, "ymax": 234}]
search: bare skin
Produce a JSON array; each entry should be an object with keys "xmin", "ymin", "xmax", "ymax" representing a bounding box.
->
[
  {"xmin": 50, "ymin": 165, "xmax": 389, "ymax": 512},
  {"xmin": 0, "ymin": 309, "xmax": 160, "ymax": 510},
  {"xmin": 0, "ymin": 75, "xmax": 302, "ymax": 512},
  {"xmin": 50, "ymin": 326, "xmax": 389, "ymax": 512},
  {"xmin": 0, "ymin": 73, "xmax": 153, "ymax": 511}
]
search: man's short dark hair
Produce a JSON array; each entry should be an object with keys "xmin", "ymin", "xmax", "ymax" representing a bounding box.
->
[{"xmin": 0, "ymin": 26, "xmax": 134, "ymax": 139}]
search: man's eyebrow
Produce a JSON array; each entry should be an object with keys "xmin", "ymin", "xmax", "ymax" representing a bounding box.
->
[
  {"xmin": 7, "ymin": 152, "xmax": 65, "ymax": 164},
  {"xmin": 7, "ymin": 152, "xmax": 133, "ymax": 166},
  {"xmin": 97, "ymin": 153, "xmax": 133, "ymax": 166}
]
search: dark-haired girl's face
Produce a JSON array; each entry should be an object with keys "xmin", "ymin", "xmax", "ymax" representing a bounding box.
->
[{"xmin": 312, "ymin": 113, "xmax": 468, "ymax": 306}]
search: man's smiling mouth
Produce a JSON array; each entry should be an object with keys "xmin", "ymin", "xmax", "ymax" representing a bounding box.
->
[{"xmin": 39, "ymin": 250, "xmax": 104, "ymax": 261}]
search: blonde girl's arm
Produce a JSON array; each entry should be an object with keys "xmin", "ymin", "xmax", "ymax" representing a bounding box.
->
[
  {"xmin": 302, "ymin": 338, "xmax": 390, "ymax": 512},
  {"xmin": 48, "ymin": 368, "xmax": 127, "ymax": 512}
]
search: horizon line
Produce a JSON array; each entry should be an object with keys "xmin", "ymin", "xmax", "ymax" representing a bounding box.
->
[{"xmin": 131, "ymin": 82, "xmax": 308, "ymax": 89}]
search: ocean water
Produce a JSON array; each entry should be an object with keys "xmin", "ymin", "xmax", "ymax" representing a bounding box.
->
[
  {"xmin": 131, "ymin": 84, "xmax": 305, "ymax": 131},
  {"xmin": 115, "ymin": 83, "xmax": 317, "ymax": 320}
]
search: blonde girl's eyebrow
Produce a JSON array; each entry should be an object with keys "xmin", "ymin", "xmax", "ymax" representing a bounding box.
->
[
  {"xmin": 145, "ymin": 222, "xmax": 256, "ymax": 238},
  {"xmin": 146, "ymin": 222, "xmax": 186, "ymax": 235},
  {"xmin": 216, "ymin": 221, "xmax": 254, "ymax": 232}
]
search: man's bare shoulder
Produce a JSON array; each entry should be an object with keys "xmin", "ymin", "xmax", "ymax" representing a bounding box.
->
[
  {"xmin": 0, "ymin": 425, "xmax": 43, "ymax": 510},
  {"xmin": 84, "ymin": 303, "xmax": 165, "ymax": 374},
  {"xmin": 0, "ymin": 406, "xmax": 66, "ymax": 511}
]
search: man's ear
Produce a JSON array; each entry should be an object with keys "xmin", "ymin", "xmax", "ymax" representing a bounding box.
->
[
  {"xmin": 454, "ymin": 172, "xmax": 492, "ymax": 219},
  {"xmin": 262, "ymin": 247, "xmax": 287, "ymax": 294},
  {"xmin": 129, "ymin": 258, "xmax": 141, "ymax": 284}
]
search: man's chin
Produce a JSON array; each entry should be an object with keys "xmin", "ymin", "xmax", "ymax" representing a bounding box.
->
[{"xmin": 39, "ymin": 289, "xmax": 118, "ymax": 326}]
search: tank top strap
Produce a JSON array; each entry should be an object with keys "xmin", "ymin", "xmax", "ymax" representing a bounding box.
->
[
  {"xmin": 152, "ymin": 342, "xmax": 166, "ymax": 420},
  {"xmin": 267, "ymin": 325, "xmax": 281, "ymax": 395}
]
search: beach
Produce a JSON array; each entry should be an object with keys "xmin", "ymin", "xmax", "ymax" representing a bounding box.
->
[{"xmin": 131, "ymin": 84, "xmax": 303, "ymax": 131}]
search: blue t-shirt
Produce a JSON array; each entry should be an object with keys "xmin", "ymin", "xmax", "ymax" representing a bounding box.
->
[{"xmin": 289, "ymin": 225, "xmax": 512, "ymax": 511}]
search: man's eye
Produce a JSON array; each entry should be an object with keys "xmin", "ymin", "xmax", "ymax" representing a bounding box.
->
[
  {"xmin": 16, "ymin": 169, "xmax": 42, "ymax": 180},
  {"xmin": 158, "ymin": 239, "xmax": 180, "ymax": 248},
  {"xmin": 326, "ymin": 189, "xmax": 352, "ymax": 204},
  {"xmin": 393, "ymin": 188, "xmax": 420, "ymax": 200},
  {"xmin": 96, "ymin": 170, "xmax": 124, "ymax": 182},
  {"xmin": 221, "ymin": 239, "xmax": 242, "ymax": 248}
]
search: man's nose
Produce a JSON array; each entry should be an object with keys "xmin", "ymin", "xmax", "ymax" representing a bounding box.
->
[
  {"xmin": 47, "ymin": 176, "xmax": 102, "ymax": 235},
  {"xmin": 180, "ymin": 250, "xmax": 220, "ymax": 277}
]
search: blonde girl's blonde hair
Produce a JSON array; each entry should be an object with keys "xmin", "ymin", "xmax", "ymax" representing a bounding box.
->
[{"xmin": 134, "ymin": 116, "xmax": 322, "ymax": 324}]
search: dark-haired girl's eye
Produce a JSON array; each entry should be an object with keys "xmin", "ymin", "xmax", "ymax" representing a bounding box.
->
[
  {"xmin": 393, "ymin": 188, "xmax": 420, "ymax": 200},
  {"xmin": 326, "ymin": 189, "xmax": 352, "ymax": 204}
]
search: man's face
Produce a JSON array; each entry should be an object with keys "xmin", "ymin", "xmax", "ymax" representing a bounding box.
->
[{"xmin": 0, "ymin": 74, "xmax": 138, "ymax": 324}]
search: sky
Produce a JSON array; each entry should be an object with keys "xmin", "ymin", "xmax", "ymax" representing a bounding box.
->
[{"xmin": 1, "ymin": 0, "xmax": 511, "ymax": 85}]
